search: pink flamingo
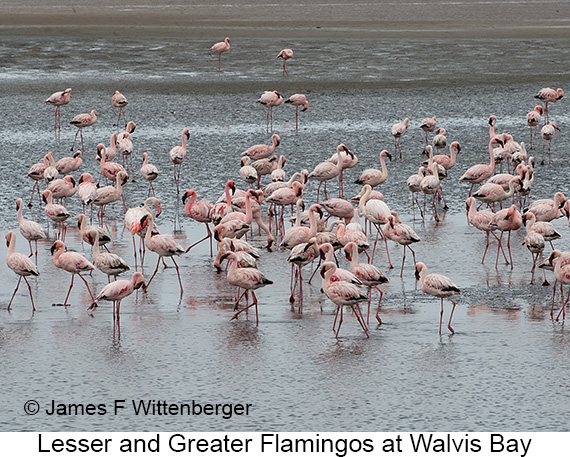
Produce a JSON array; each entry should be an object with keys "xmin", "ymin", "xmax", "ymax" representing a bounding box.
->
[
  {"xmin": 55, "ymin": 151, "xmax": 82, "ymax": 176},
  {"xmin": 540, "ymin": 123, "xmax": 560, "ymax": 165},
  {"xmin": 131, "ymin": 211, "xmax": 185, "ymax": 294},
  {"xmin": 321, "ymin": 262, "xmax": 369, "ymax": 338},
  {"xmin": 77, "ymin": 172, "xmax": 98, "ymax": 219},
  {"xmin": 336, "ymin": 220, "xmax": 369, "ymax": 254},
  {"xmin": 407, "ymin": 166, "xmax": 425, "ymax": 218},
  {"xmin": 489, "ymin": 204, "xmax": 523, "ymax": 269},
  {"xmin": 308, "ymin": 144, "xmax": 351, "ymax": 201},
  {"xmin": 94, "ymin": 171, "xmax": 129, "ymax": 224},
  {"xmin": 432, "ymin": 128, "xmax": 447, "ymax": 153},
  {"xmin": 270, "ymin": 155, "xmax": 287, "ymax": 182},
  {"xmin": 111, "ymin": 90, "xmax": 128, "ymax": 128},
  {"xmin": 89, "ymin": 272, "xmax": 146, "ymax": 338},
  {"xmin": 211, "ymin": 180, "xmax": 237, "ymax": 225},
  {"xmin": 170, "ymin": 128, "xmax": 190, "ymax": 196},
  {"xmin": 287, "ymin": 237, "xmax": 319, "ymax": 306},
  {"xmin": 538, "ymin": 250, "xmax": 570, "ymax": 318},
  {"xmin": 383, "ymin": 212, "xmax": 421, "ymax": 277},
  {"xmin": 48, "ymin": 175, "xmax": 77, "ymax": 203},
  {"xmin": 241, "ymin": 134, "xmax": 281, "ymax": 161},
  {"xmin": 355, "ymin": 150, "xmax": 391, "ymax": 188},
  {"xmin": 277, "ymin": 48, "xmax": 293, "ymax": 75},
  {"xmin": 42, "ymin": 189, "xmax": 70, "ymax": 240},
  {"xmin": 77, "ymin": 213, "xmax": 111, "ymax": 249},
  {"xmin": 431, "ymin": 141, "xmax": 461, "ymax": 171},
  {"xmin": 239, "ymin": 157, "xmax": 258, "ymax": 187},
  {"xmin": 140, "ymin": 152, "xmax": 159, "ymax": 197},
  {"xmin": 358, "ymin": 184, "xmax": 391, "ymax": 264},
  {"xmin": 344, "ymin": 241, "xmax": 388, "ymax": 325},
  {"xmin": 420, "ymin": 116, "xmax": 437, "ymax": 146},
  {"xmin": 222, "ymin": 251, "xmax": 273, "ymax": 325},
  {"xmin": 117, "ymin": 132, "xmax": 134, "ymax": 177},
  {"xmin": 124, "ymin": 197, "xmax": 162, "ymax": 268},
  {"xmin": 420, "ymin": 162, "xmax": 442, "ymax": 221},
  {"xmin": 534, "ymin": 87, "xmax": 564, "ymax": 124},
  {"xmin": 526, "ymin": 105, "xmax": 543, "ymax": 149},
  {"xmin": 70, "ymin": 109, "xmax": 97, "ymax": 152},
  {"xmin": 458, "ymin": 137, "xmax": 502, "ymax": 196},
  {"xmin": 96, "ymin": 143, "xmax": 126, "ymax": 184},
  {"xmin": 280, "ymin": 203, "xmax": 320, "ymax": 249},
  {"xmin": 522, "ymin": 216, "xmax": 546, "ymax": 285},
  {"xmin": 86, "ymin": 228, "xmax": 129, "ymax": 282},
  {"xmin": 465, "ymin": 196, "xmax": 506, "ymax": 265},
  {"xmin": 415, "ymin": 261, "xmax": 461, "ymax": 334},
  {"xmin": 391, "ymin": 118, "xmax": 409, "ymax": 159},
  {"xmin": 15, "ymin": 198, "xmax": 46, "ymax": 259},
  {"xmin": 45, "ymin": 88, "xmax": 71, "ymax": 133},
  {"xmin": 51, "ymin": 239, "xmax": 95, "ymax": 306},
  {"xmin": 251, "ymin": 155, "xmax": 278, "ymax": 187},
  {"xmin": 523, "ymin": 211, "xmax": 561, "ymax": 249},
  {"xmin": 257, "ymin": 91, "xmax": 283, "ymax": 132},
  {"xmin": 210, "ymin": 37, "xmax": 230, "ymax": 72},
  {"xmin": 320, "ymin": 198, "xmax": 355, "ymax": 224},
  {"xmin": 43, "ymin": 151, "xmax": 59, "ymax": 184},
  {"xmin": 472, "ymin": 176, "xmax": 521, "ymax": 209},
  {"xmin": 182, "ymin": 189, "xmax": 214, "ymax": 256},
  {"xmin": 284, "ymin": 93, "xmax": 308, "ymax": 129},
  {"xmin": 26, "ymin": 153, "xmax": 50, "ymax": 207},
  {"xmin": 6, "ymin": 231, "xmax": 39, "ymax": 311},
  {"xmin": 524, "ymin": 192, "xmax": 566, "ymax": 222}
]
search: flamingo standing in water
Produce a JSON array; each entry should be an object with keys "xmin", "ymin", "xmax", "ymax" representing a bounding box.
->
[
  {"xmin": 6, "ymin": 231, "xmax": 39, "ymax": 311},
  {"xmin": 15, "ymin": 198, "xmax": 46, "ymax": 260},
  {"xmin": 42, "ymin": 189, "xmax": 70, "ymax": 240},
  {"xmin": 465, "ymin": 196, "xmax": 506, "ymax": 265},
  {"xmin": 257, "ymin": 91, "xmax": 283, "ymax": 132},
  {"xmin": 124, "ymin": 197, "xmax": 162, "ymax": 268},
  {"xmin": 407, "ymin": 166, "xmax": 425, "ymax": 218},
  {"xmin": 26, "ymin": 153, "xmax": 51, "ymax": 207},
  {"xmin": 70, "ymin": 109, "xmax": 97, "ymax": 152},
  {"xmin": 355, "ymin": 150, "xmax": 391, "ymax": 188},
  {"xmin": 287, "ymin": 237, "xmax": 319, "ymax": 306},
  {"xmin": 321, "ymin": 262, "xmax": 369, "ymax": 338},
  {"xmin": 534, "ymin": 87, "xmax": 564, "ymax": 124},
  {"xmin": 96, "ymin": 144, "xmax": 126, "ymax": 184},
  {"xmin": 45, "ymin": 88, "xmax": 71, "ymax": 134},
  {"xmin": 284, "ymin": 93, "xmax": 308, "ymax": 129},
  {"xmin": 111, "ymin": 90, "xmax": 128, "ymax": 128},
  {"xmin": 358, "ymin": 184, "xmax": 391, "ymax": 264},
  {"xmin": 241, "ymin": 134, "xmax": 281, "ymax": 162},
  {"xmin": 382, "ymin": 212, "xmax": 421, "ymax": 277},
  {"xmin": 130, "ymin": 211, "xmax": 185, "ymax": 294},
  {"xmin": 182, "ymin": 189, "xmax": 214, "ymax": 256},
  {"xmin": 522, "ymin": 214, "xmax": 547, "ymax": 285},
  {"xmin": 210, "ymin": 37, "xmax": 230, "ymax": 72},
  {"xmin": 526, "ymin": 105, "xmax": 543, "ymax": 149},
  {"xmin": 524, "ymin": 191, "xmax": 566, "ymax": 222},
  {"xmin": 77, "ymin": 172, "xmax": 98, "ymax": 219},
  {"xmin": 51, "ymin": 239, "xmax": 95, "ymax": 306},
  {"xmin": 432, "ymin": 128, "xmax": 447, "ymax": 154},
  {"xmin": 420, "ymin": 116, "xmax": 437, "ymax": 147},
  {"xmin": 89, "ymin": 272, "xmax": 146, "ymax": 338},
  {"xmin": 140, "ymin": 152, "xmax": 159, "ymax": 197},
  {"xmin": 170, "ymin": 128, "xmax": 190, "ymax": 197},
  {"xmin": 458, "ymin": 137, "xmax": 502, "ymax": 196},
  {"xmin": 415, "ymin": 261, "xmax": 461, "ymax": 334},
  {"xmin": 86, "ymin": 228, "xmax": 129, "ymax": 282},
  {"xmin": 308, "ymin": 144, "xmax": 352, "ymax": 201},
  {"xmin": 277, "ymin": 48, "xmax": 293, "ymax": 75},
  {"xmin": 540, "ymin": 123, "xmax": 560, "ymax": 165},
  {"xmin": 489, "ymin": 204, "xmax": 523, "ymax": 269},
  {"xmin": 93, "ymin": 171, "xmax": 129, "ymax": 225},
  {"xmin": 55, "ymin": 151, "xmax": 82, "ymax": 176},
  {"xmin": 391, "ymin": 118, "xmax": 409, "ymax": 159}
]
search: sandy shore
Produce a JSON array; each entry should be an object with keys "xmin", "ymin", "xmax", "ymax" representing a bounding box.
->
[{"xmin": 2, "ymin": 0, "xmax": 570, "ymax": 39}]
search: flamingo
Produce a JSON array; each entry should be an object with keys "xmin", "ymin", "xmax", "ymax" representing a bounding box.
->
[
  {"xmin": 257, "ymin": 91, "xmax": 283, "ymax": 132},
  {"xmin": 277, "ymin": 48, "xmax": 293, "ymax": 75},
  {"xmin": 284, "ymin": 93, "xmax": 308, "ymax": 129},
  {"xmin": 6, "ymin": 231, "xmax": 39, "ymax": 311},
  {"xmin": 523, "ymin": 211, "xmax": 561, "ymax": 249},
  {"xmin": 117, "ymin": 132, "xmax": 134, "ymax": 177},
  {"xmin": 354, "ymin": 150, "xmax": 391, "ymax": 188},
  {"xmin": 382, "ymin": 212, "xmax": 421, "ymax": 277},
  {"xmin": 287, "ymin": 237, "xmax": 319, "ymax": 305},
  {"xmin": 510, "ymin": 142, "xmax": 528, "ymax": 167},
  {"xmin": 111, "ymin": 90, "xmax": 128, "ymax": 128},
  {"xmin": 415, "ymin": 261, "xmax": 460, "ymax": 334},
  {"xmin": 489, "ymin": 204, "xmax": 523, "ymax": 269},
  {"xmin": 343, "ymin": 241, "xmax": 388, "ymax": 324},
  {"xmin": 251, "ymin": 155, "xmax": 278, "ymax": 188},
  {"xmin": 540, "ymin": 123, "xmax": 560, "ymax": 165},
  {"xmin": 534, "ymin": 87, "xmax": 564, "ymax": 124},
  {"xmin": 336, "ymin": 219, "xmax": 369, "ymax": 254},
  {"xmin": 280, "ymin": 203, "xmax": 320, "ymax": 249},
  {"xmin": 270, "ymin": 155, "xmax": 287, "ymax": 182},
  {"xmin": 241, "ymin": 134, "xmax": 281, "ymax": 161},
  {"xmin": 407, "ymin": 166, "xmax": 425, "ymax": 218},
  {"xmin": 538, "ymin": 250, "xmax": 570, "ymax": 318},
  {"xmin": 391, "ymin": 118, "xmax": 409, "ymax": 159},
  {"xmin": 15, "ymin": 198, "xmax": 46, "ymax": 260},
  {"xmin": 230, "ymin": 189, "xmax": 274, "ymax": 249},
  {"xmin": 308, "ymin": 144, "xmax": 352, "ymax": 201},
  {"xmin": 124, "ymin": 197, "xmax": 162, "ymax": 268},
  {"xmin": 55, "ymin": 151, "xmax": 82, "ymax": 176},
  {"xmin": 321, "ymin": 262, "xmax": 369, "ymax": 338},
  {"xmin": 239, "ymin": 157, "xmax": 258, "ymax": 187},
  {"xmin": 96, "ymin": 144, "xmax": 127, "ymax": 184},
  {"xmin": 94, "ymin": 171, "xmax": 129, "ymax": 224},
  {"xmin": 26, "ymin": 153, "xmax": 51, "ymax": 207},
  {"xmin": 47, "ymin": 175, "xmax": 77, "ymax": 203},
  {"xmin": 131, "ymin": 212, "xmax": 185, "ymax": 294},
  {"xmin": 70, "ymin": 109, "xmax": 97, "ymax": 151},
  {"xmin": 42, "ymin": 189, "xmax": 70, "ymax": 239},
  {"xmin": 222, "ymin": 251, "xmax": 273, "ymax": 325},
  {"xmin": 458, "ymin": 137, "xmax": 502, "ymax": 196},
  {"xmin": 50, "ymin": 239, "xmax": 95, "ymax": 306},
  {"xmin": 89, "ymin": 272, "xmax": 146, "ymax": 338},
  {"xmin": 472, "ymin": 176, "xmax": 521, "ymax": 209},
  {"xmin": 97, "ymin": 133, "xmax": 118, "ymax": 162},
  {"xmin": 420, "ymin": 162, "xmax": 443, "ymax": 221},
  {"xmin": 465, "ymin": 196, "xmax": 505, "ymax": 265},
  {"xmin": 140, "ymin": 152, "xmax": 159, "ymax": 197},
  {"xmin": 358, "ymin": 184, "xmax": 391, "ymax": 264},
  {"xmin": 86, "ymin": 228, "xmax": 129, "ymax": 282},
  {"xmin": 430, "ymin": 141, "xmax": 461, "ymax": 171},
  {"xmin": 211, "ymin": 180, "xmax": 237, "ymax": 225},
  {"xmin": 77, "ymin": 213, "xmax": 111, "ymax": 249},
  {"xmin": 45, "ymin": 88, "xmax": 71, "ymax": 133},
  {"xmin": 420, "ymin": 116, "xmax": 437, "ymax": 146},
  {"xmin": 182, "ymin": 189, "xmax": 214, "ymax": 256},
  {"xmin": 213, "ymin": 238, "xmax": 260, "ymax": 272},
  {"xmin": 526, "ymin": 105, "xmax": 543, "ymax": 149},
  {"xmin": 522, "ymin": 216, "xmax": 547, "ymax": 285},
  {"xmin": 432, "ymin": 128, "xmax": 447, "ymax": 153},
  {"xmin": 43, "ymin": 151, "xmax": 59, "ymax": 184},
  {"xmin": 77, "ymin": 172, "xmax": 98, "ymax": 218},
  {"xmin": 524, "ymin": 192, "xmax": 566, "ymax": 222},
  {"xmin": 320, "ymin": 198, "xmax": 355, "ymax": 224},
  {"xmin": 210, "ymin": 37, "xmax": 230, "ymax": 72},
  {"xmin": 169, "ymin": 127, "xmax": 190, "ymax": 196}
]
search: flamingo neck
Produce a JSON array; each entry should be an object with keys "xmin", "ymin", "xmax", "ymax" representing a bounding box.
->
[{"xmin": 349, "ymin": 243, "xmax": 359, "ymax": 270}]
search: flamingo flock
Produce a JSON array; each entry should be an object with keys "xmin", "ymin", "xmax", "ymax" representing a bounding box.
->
[{"xmin": 2, "ymin": 70, "xmax": 567, "ymax": 342}]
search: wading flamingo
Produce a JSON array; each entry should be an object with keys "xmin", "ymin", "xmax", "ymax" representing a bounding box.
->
[
  {"xmin": 15, "ymin": 198, "xmax": 46, "ymax": 260},
  {"xmin": 170, "ymin": 128, "xmax": 190, "ymax": 196},
  {"xmin": 140, "ymin": 152, "xmax": 159, "ymax": 197},
  {"xmin": 534, "ymin": 87, "xmax": 564, "ymax": 124},
  {"xmin": 45, "ymin": 88, "xmax": 71, "ymax": 133},
  {"xmin": 526, "ymin": 105, "xmax": 543, "ymax": 149},
  {"xmin": 210, "ymin": 37, "xmax": 230, "ymax": 72},
  {"xmin": 6, "ymin": 231, "xmax": 39, "ymax": 312},
  {"xmin": 257, "ymin": 91, "xmax": 283, "ymax": 132},
  {"xmin": 285, "ymin": 93, "xmax": 308, "ymax": 129},
  {"xmin": 355, "ymin": 150, "xmax": 391, "ymax": 188},
  {"xmin": 70, "ymin": 109, "xmax": 97, "ymax": 152},
  {"xmin": 420, "ymin": 116, "xmax": 437, "ymax": 146},
  {"xmin": 111, "ymin": 90, "xmax": 128, "ymax": 128},
  {"xmin": 277, "ymin": 48, "xmax": 293, "ymax": 75},
  {"xmin": 391, "ymin": 118, "xmax": 409, "ymax": 159}
]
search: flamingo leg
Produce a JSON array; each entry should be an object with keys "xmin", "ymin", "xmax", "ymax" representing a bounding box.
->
[
  {"xmin": 7, "ymin": 276, "xmax": 23, "ymax": 311},
  {"xmin": 335, "ymin": 306, "xmax": 344, "ymax": 338},
  {"xmin": 23, "ymin": 277, "xmax": 36, "ymax": 312},
  {"xmin": 555, "ymin": 286, "xmax": 569, "ymax": 321},
  {"xmin": 171, "ymin": 257, "xmax": 183, "ymax": 295},
  {"xmin": 63, "ymin": 274, "xmax": 75, "ymax": 306},
  {"xmin": 374, "ymin": 285, "xmax": 384, "ymax": 325},
  {"xmin": 352, "ymin": 304, "xmax": 370, "ymax": 337},
  {"xmin": 145, "ymin": 256, "xmax": 162, "ymax": 290},
  {"xmin": 439, "ymin": 298, "xmax": 444, "ymax": 335},
  {"xmin": 447, "ymin": 298, "xmax": 457, "ymax": 334}
]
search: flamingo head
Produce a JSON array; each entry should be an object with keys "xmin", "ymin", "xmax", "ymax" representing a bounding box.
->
[
  {"xmin": 488, "ymin": 115, "xmax": 497, "ymax": 126},
  {"xmin": 50, "ymin": 240, "xmax": 64, "ymax": 255},
  {"xmin": 16, "ymin": 198, "xmax": 22, "ymax": 212},
  {"xmin": 381, "ymin": 150, "xmax": 392, "ymax": 161},
  {"xmin": 73, "ymin": 151, "xmax": 82, "ymax": 159},
  {"xmin": 132, "ymin": 272, "xmax": 146, "ymax": 291},
  {"xmin": 181, "ymin": 189, "xmax": 195, "ymax": 204}
]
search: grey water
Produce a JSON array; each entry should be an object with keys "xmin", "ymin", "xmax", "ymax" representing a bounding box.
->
[{"xmin": 1, "ymin": 31, "xmax": 570, "ymax": 432}]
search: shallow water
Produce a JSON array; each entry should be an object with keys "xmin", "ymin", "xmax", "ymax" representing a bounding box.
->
[{"xmin": 1, "ymin": 31, "xmax": 570, "ymax": 432}]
